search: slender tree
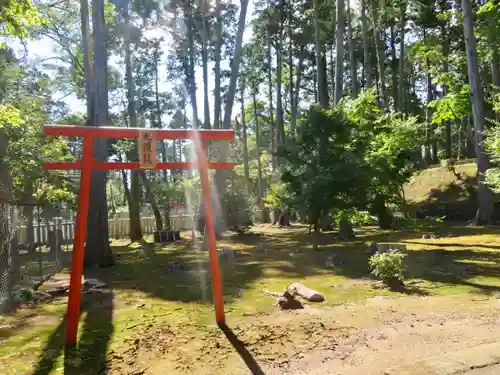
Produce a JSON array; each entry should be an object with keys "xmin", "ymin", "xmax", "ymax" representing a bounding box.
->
[
  {"xmin": 334, "ymin": 0, "xmax": 345, "ymax": 103},
  {"xmin": 461, "ymin": 0, "xmax": 494, "ymax": 224},
  {"xmin": 83, "ymin": 0, "xmax": 114, "ymax": 267}
]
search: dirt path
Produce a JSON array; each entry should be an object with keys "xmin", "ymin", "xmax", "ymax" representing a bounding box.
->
[{"xmin": 107, "ymin": 294, "xmax": 500, "ymax": 375}]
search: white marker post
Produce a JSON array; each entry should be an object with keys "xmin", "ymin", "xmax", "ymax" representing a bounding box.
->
[{"xmin": 138, "ymin": 130, "xmax": 157, "ymax": 169}]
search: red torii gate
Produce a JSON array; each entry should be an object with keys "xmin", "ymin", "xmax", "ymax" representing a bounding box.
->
[{"xmin": 43, "ymin": 124, "xmax": 235, "ymax": 345}]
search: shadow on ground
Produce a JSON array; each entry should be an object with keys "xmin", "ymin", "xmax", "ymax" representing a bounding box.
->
[
  {"xmin": 105, "ymin": 225, "xmax": 500, "ymax": 305},
  {"xmin": 219, "ymin": 323, "xmax": 265, "ymax": 375},
  {"xmin": 324, "ymin": 225, "xmax": 500, "ymax": 295},
  {"xmin": 31, "ymin": 270, "xmax": 113, "ymax": 375},
  {"xmin": 9, "ymin": 224, "xmax": 499, "ymax": 374}
]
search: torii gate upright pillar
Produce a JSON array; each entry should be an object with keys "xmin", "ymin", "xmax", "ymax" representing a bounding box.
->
[{"xmin": 43, "ymin": 125, "xmax": 235, "ymax": 345}]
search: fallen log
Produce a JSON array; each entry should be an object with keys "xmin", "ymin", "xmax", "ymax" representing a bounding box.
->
[
  {"xmin": 263, "ymin": 289, "xmax": 303, "ymax": 310},
  {"xmin": 287, "ymin": 283, "xmax": 325, "ymax": 302}
]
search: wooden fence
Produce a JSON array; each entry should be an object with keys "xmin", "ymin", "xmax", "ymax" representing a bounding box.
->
[{"xmin": 16, "ymin": 215, "xmax": 192, "ymax": 246}]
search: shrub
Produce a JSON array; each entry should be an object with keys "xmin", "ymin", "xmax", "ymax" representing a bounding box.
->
[
  {"xmin": 369, "ymin": 251, "xmax": 406, "ymax": 283},
  {"xmin": 391, "ymin": 216, "xmax": 444, "ymax": 230},
  {"xmin": 195, "ymin": 172, "xmax": 253, "ymax": 236},
  {"xmin": 338, "ymin": 209, "xmax": 377, "ymax": 227}
]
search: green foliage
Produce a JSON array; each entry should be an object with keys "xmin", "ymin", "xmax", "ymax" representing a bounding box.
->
[
  {"xmin": 0, "ymin": 49, "xmax": 75, "ymax": 208},
  {"xmin": 279, "ymin": 105, "xmax": 368, "ymax": 226},
  {"xmin": 224, "ymin": 191, "xmax": 253, "ymax": 234},
  {"xmin": 279, "ymin": 90, "xmax": 423, "ymax": 229},
  {"xmin": 392, "ymin": 216, "xmax": 445, "ymax": 230},
  {"xmin": 485, "ymin": 123, "xmax": 500, "ymax": 193},
  {"xmin": 428, "ymin": 83, "xmax": 472, "ymax": 124},
  {"xmin": 219, "ymin": 171, "xmax": 253, "ymax": 233},
  {"xmin": 0, "ymin": 103, "xmax": 22, "ymax": 128},
  {"xmin": 0, "ymin": 0, "xmax": 42, "ymax": 39},
  {"xmin": 264, "ymin": 179, "xmax": 292, "ymax": 210},
  {"xmin": 11, "ymin": 288, "xmax": 33, "ymax": 304},
  {"xmin": 363, "ymin": 113, "xmax": 423, "ymax": 201},
  {"xmin": 334, "ymin": 209, "xmax": 376, "ymax": 227},
  {"xmin": 189, "ymin": 170, "xmax": 253, "ymax": 235},
  {"xmin": 369, "ymin": 251, "xmax": 406, "ymax": 283}
]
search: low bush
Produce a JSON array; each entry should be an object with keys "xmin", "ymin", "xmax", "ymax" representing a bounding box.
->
[{"xmin": 369, "ymin": 251, "xmax": 406, "ymax": 283}]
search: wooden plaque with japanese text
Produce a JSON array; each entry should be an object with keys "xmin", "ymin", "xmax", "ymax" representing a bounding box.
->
[{"xmin": 138, "ymin": 130, "xmax": 156, "ymax": 169}]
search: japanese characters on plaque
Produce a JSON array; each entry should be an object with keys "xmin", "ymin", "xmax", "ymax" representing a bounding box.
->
[{"xmin": 138, "ymin": 130, "xmax": 157, "ymax": 169}]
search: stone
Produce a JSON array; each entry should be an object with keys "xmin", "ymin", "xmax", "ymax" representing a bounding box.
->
[
  {"xmin": 83, "ymin": 288, "xmax": 112, "ymax": 295},
  {"xmin": 422, "ymin": 234, "xmax": 439, "ymax": 239},
  {"xmin": 256, "ymin": 243, "xmax": 265, "ymax": 251},
  {"xmin": 324, "ymin": 255, "xmax": 336, "ymax": 268},
  {"xmin": 366, "ymin": 243, "xmax": 406, "ymax": 255},
  {"xmin": 168, "ymin": 261, "xmax": 188, "ymax": 272},
  {"xmin": 45, "ymin": 287, "xmax": 69, "ymax": 297},
  {"xmin": 82, "ymin": 278, "xmax": 107, "ymax": 289},
  {"xmin": 32, "ymin": 291, "xmax": 53, "ymax": 302},
  {"xmin": 218, "ymin": 247, "xmax": 235, "ymax": 259}
]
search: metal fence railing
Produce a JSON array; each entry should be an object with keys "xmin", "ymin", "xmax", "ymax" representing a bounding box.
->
[
  {"xmin": 16, "ymin": 215, "xmax": 191, "ymax": 245},
  {"xmin": 0, "ymin": 213, "xmax": 191, "ymax": 312},
  {"xmin": 0, "ymin": 213, "xmax": 74, "ymax": 312}
]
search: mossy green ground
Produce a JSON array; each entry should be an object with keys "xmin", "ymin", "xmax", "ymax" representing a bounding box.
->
[{"xmin": 1, "ymin": 224, "xmax": 499, "ymax": 375}]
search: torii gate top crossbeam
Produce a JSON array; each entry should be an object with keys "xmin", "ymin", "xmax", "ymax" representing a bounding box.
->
[
  {"xmin": 43, "ymin": 125, "xmax": 236, "ymax": 171},
  {"xmin": 43, "ymin": 124, "xmax": 234, "ymax": 140}
]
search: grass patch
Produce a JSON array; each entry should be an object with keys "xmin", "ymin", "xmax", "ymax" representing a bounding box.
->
[
  {"xmin": 403, "ymin": 161, "xmax": 477, "ymax": 203},
  {"xmin": 1, "ymin": 224, "xmax": 499, "ymax": 374}
]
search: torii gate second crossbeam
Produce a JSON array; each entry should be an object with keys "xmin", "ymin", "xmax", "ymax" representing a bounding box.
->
[{"xmin": 43, "ymin": 125, "xmax": 235, "ymax": 345}]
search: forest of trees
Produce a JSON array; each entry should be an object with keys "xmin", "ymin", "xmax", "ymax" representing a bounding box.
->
[{"xmin": 0, "ymin": 0, "xmax": 499, "ymax": 267}]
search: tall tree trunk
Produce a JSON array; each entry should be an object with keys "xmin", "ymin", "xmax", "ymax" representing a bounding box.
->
[
  {"xmin": 431, "ymin": 88, "xmax": 438, "ymax": 163},
  {"xmin": 129, "ymin": 172, "xmax": 142, "ymax": 240},
  {"xmin": 120, "ymin": 169, "xmax": 131, "ymax": 211},
  {"xmin": 214, "ymin": 0, "xmax": 249, "ymax": 230},
  {"xmin": 252, "ymin": 90, "xmax": 264, "ymax": 209},
  {"xmin": 214, "ymin": 0, "xmax": 222, "ymax": 129},
  {"xmin": 371, "ymin": 1, "xmax": 388, "ymax": 108},
  {"xmin": 80, "ymin": 0, "xmax": 92, "ymax": 119},
  {"xmin": 492, "ymin": 51, "xmax": 500, "ymax": 88},
  {"xmin": 123, "ymin": 2, "xmax": 142, "ymax": 241},
  {"xmin": 390, "ymin": 25, "xmax": 398, "ymax": 110},
  {"xmin": 202, "ymin": 40, "xmax": 210, "ymax": 129},
  {"xmin": 313, "ymin": 0, "xmax": 329, "ymax": 107},
  {"xmin": 291, "ymin": 47, "xmax": 305, "ymax": 135},
  {"xmin": 109, "ymin": 180, "xmax": 116, "ymax": 215},
  {"xmin": 425, "ymin": 72, "xmax": 433, "ymax": 163},
  {"xmin": 276, "ymin": 27, "xmax": 284, "ymax": 160},
  {"xmin": 186, "ymin": 4, "xmax": 200, "ymax": 128},
  {"xmin": 0, "ymin": 129, "xmax": 19, "ymax": 293},
  {"xmin": 240, "ymin": 85, "xmax": 251, "ymax": 194},
  {"xmin": 288, "ymin": 2, "xmax": 295, "ymax": 137},
  {"xmin": 361, "ymin": 0, "xmax": 373, "ymax": 89},
  {"xmin": 329, "ymin": 46, "xmax": 335, "ymax": 100},
  {"xmin": 461, "ymin": 0, "xmax": 494, "ymax": 224},
  {"xmin": 398, "ymin": 4, "xmax": 406, "ymax": 112},
  {"xmin": 493, "ymin": 51, "xmax": 500, "ymax": 121},
  {"xmin": 221, "ymin": 0, "xmax": 249, "ymax": 129},
  {"xmin": 154, "ymin": 44, "xmax": 170, "ymax": 218},
  {"xmin": 138, "ymin": 171, "xmax": 163, "ymax": 230},
  {"xmin": 334, "ymin": 0, "xmax": 345, "ymax": 103},
  {"xmin": 313, "ymin": 66, "xmax": 318, "ymax": 102},
  {"xmin": 85, "ymin": 0, "xmax": 113, "ymax": 267},
  {"xmin": 441, "ymin": 17, "xmax": 452, "ymax": 159},
  {"xmin": 423, "ymin": 28, "xmax": 432, "ymax": 163},
  {"xmin": 200, "ymin": 9, "xmax": 211, "ymax": 130},
  {"xmin": 267, "ymin": 36, "xmax": 276, "ymax": 170},
  {"xmin": 22, "ymin": 182, "xmax": 35, "ymax": 247},
  {"xmin": 347, "ymin": 0, "xmax": 357, "ymax": 97}
]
